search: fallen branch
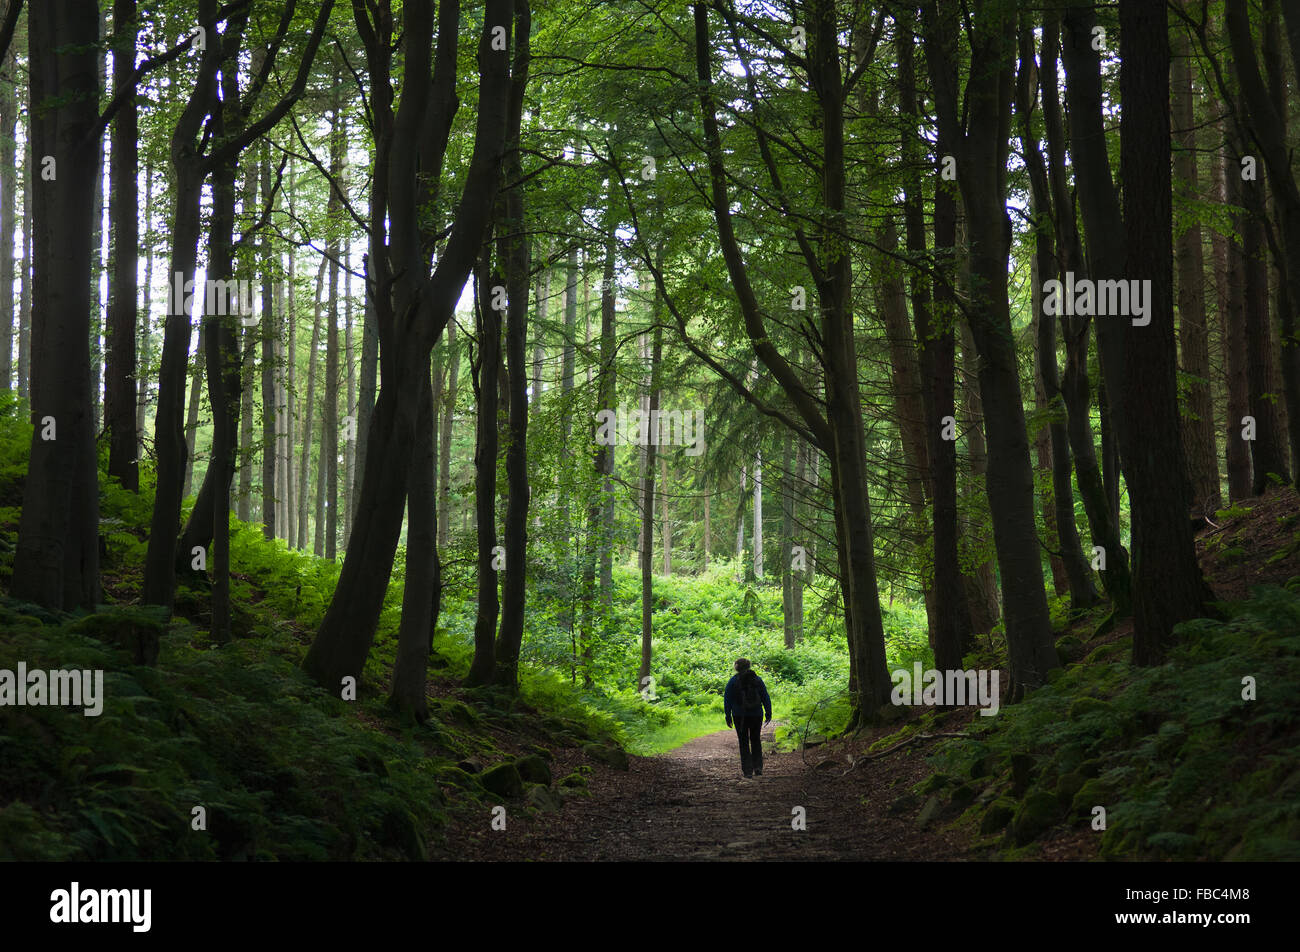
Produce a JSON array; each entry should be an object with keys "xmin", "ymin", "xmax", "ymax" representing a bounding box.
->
[{"xmin": 838, "ymin": 731, "xmax": 970, "ymax": 776}]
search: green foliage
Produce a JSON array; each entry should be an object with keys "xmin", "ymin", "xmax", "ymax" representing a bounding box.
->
[
  {"xmin": 924, "ymin": 586, "xmax": 1300, "ymax": 859},
  {"xmin": 0, "ymin": 607, "xmax": 450, "ymax": 860}
]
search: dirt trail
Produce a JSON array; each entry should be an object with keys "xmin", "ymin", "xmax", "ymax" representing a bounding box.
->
[{"xmin": 460, "ymin": 725, "xmax": 974, "ymax": 861}]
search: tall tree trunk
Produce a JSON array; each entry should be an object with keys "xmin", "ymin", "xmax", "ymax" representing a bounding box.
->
[
  {"xmin": 492, "ymin": 6, "xmax": 533, "ymax": 691},
  {"xmin": 259, "ymin": 143, "xmax": 277, "ymax": 539},
  {"xmin": 928, "ymin": 0, "xmax": 1055, "ymax": 696},
  {"xmin": 17, "ymin": 127, "xmax": 30, "ymax": 399},
  {"xmin": 183, "ymin": 325, "xmax": 205, "ymax": 500},
  {"xmin": 466, "ymin": 255, "xmax": 502, "ymax": 686},
  {"xmin": 639, "ymin": 324, "xmax": 661, "ymax": 691},
  {"xmin": 89, "ymin": 7, "xmax": 107, "ymax": 436},
  {"xmin": 324, "ymin": 77, "xmax": 343, "ymax": 558},
  {"xmin": 597, "ymin": 206, "xmax": 617, "ymax": 602},
  {"xmin": 299, "ymin": 254, "xmax": 326, "ymax": 552},
  {"xmin": 661, "ymin": 454, "xmax": 671, "ymax": 576},
  {"xmin": 285, "ymin": 238, "xmax": 298, "ymax": 545},
  {"xmin": 1118, "ymin": 0, "xmax": 1212, "ymax": 663},
  {"xmin": 0, "ymin": 45, "xmax": 15, "ymax": 391},
  {"xmin": 437, "ymin": 319, "xmax": 456, "ymax": 548},
  {"xmin": 781, "ymin": 431, "xmax": 795, "ymax": 647},
  {"xmin": 1056, "ymin": 6, "xmax": 1134, "ymax": 616},
  {"xmin": 701, "ymin": 475, "xmax": 710, "ymax": 571},
  {"xmin": 390, "ymin": 362, "xmax": 435, "ymax": 720},
  {"xmin": 1241, "ymin": 167, "xmax": 1290, "ymax": 490},
  {"xmin": 144, "ymin": 0, "xmax": 224, "ymax": 610},
  {"xmin": 344, "ymin": 250, "xmax": 356, "ymax": 544},
  {"xmin": 752, "ymin": 448, "xmax": 763, "ymax": 580},
  {"xmin": 876, "ymin": 215, "xmax": 934, "ymax": 625},
  {"xmin": 958, "ymin": 315, "xmax": 1002, "ymax": 635},
  {"xmin": 899, "ymin": 13, "xmax": 968, "ymax": 669},
  {"xmin": 13, "ymin": 0, "xmax": 102, "ymax": 612},
  {"xmin": 1015, "ymin": 24, "xmax": 1098, "ymax": 610},
  {"xmin": 1227, "ymin": 0, "xmax": 1300, "ymax": 488},
  {"xmin": 1216, "ymin": 133, "xmax": 1253, "ymax": 501},
  {"xmin": 237, "ymin": 159, "xmax": 257, "ymax": 523},
  {"xmin": 1172, "ymin": 23, "xmax": 1220, "ymax": 514},
  {"xmin": 137, "ymin": 157, "xmax": 154, "ymax": 454},
  {"xmin": 304, "ymin": 0, "xmax": 513, "ymax": 692}
]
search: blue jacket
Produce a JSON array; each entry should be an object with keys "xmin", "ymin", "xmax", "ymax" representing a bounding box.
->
[{"xmin": 725, "ymin": 672, "xmax": 772, "ymax": 721}]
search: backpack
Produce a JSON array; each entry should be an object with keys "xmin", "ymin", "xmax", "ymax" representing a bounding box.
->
[{"xmin": 739, "ymin": 671, "xmax": 761, "ymax": 711}]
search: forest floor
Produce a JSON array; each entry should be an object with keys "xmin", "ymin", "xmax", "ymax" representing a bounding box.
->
[
  {"xmin": 443, "ymin": 487, "xmax": 1300, "ymax": 862},
  {"xmin": 444, "ymin": 718, "xmax": 980, "ymax": 861}
]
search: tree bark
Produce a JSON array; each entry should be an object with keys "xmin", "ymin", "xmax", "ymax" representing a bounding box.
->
[
  {"xmin": 1172, "ymin": 23, "xmax": 1221, "ymax": 514},
  {"xmin": 13, "ymin": 0, "xmax": 102, "ymax": 612},
  {"xmin": 898, "ymin": 13, "xmax": 969, "ymax": 669},
  {"xmin": 1119, "ymin": 0, "xmax": 1212, "ymax": 663},
  {"xmin": 927, "ymin": 0, "xmax": 1056, "ymax": 696},
  {"xmin": 0, "ymin": 45, "xmax": 15, "ymax": 392}
]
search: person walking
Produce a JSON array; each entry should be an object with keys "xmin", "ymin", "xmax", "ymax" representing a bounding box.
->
[{"xmin": 724, "ymin": 658, "xmax": 772, "ymax": 778}]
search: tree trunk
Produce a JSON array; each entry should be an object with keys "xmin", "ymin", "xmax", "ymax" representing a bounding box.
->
[
  {"xmin": 1118, "ymin": 0, "xmax": 1212, "ymax": 663},
  {"xmin": 183, "ymin": 325, "xmax": 205, "ymax": 500},
  {"xmin": 390, "ymin": 361, "xmax": 435, "ymax": 720},
  {"xmin": 781, "ymin": 431, "xmax": 795, "ymax": 648},
  {"xmin": 236, "ymin": 159, "xmax": 257, "ymax": 523},
  {"xmin": 639, "ymin": 324, "xmax": 661, "ymax": 691},
  {"xmin": 437, "ymin": 318, "xmax": 456, "ymax": 549},
  {"xmin": 259, "ymin": 144, "xmax": 276, "ymax": 539},
  {"xmin": 0, "ymin": 45, "xmax": 16, "ymax": 391},
  {"xmin": 929, "ymin": 0, "xmax": 1055, "ymax": 696},
  {"xmin": 1172, "ymin": 25, "xmax": 1220, "ymax": 515},
  {"xmin": 324, "ymin": 79, "xmax": 343, "ymax": 558},
  {"xmin": 13, "ymin": 0, "xmax": 102, "ymax": 612},
  {"xmin": 1227, "ymin": 0, "xmax": 1300, "ymax": 489},
  {"xmin": 137, "ymin": 157, "xmax": 154, "ymax": 454},
  {"xmin": 299, "ymin": 255, "xmax": 326, "ymax": 552},
  {"xmin": 1217, "ymin": 134, "xmax": 1253, "ymax": 501},
  {"xmin": 466, "ymin": 254, "xmax": 502, "ymax": 687},
  {"xmin": 900, "ymin": 10, "xmax": 970, "ymax": 672},
  {"xmin": 1015, "ymin": 25, "xmax": 1098, "ymax": 610},
  {"xmin": 492, "ymin": 10, "xmax": 533, "ymax": 692},
  {"xmin": 17, "ymin": 127, "xmax": 30, "ymax": 399},
  {"xmin": 661, "ymin": 454, "xmax": 671, "ymax": 576}
]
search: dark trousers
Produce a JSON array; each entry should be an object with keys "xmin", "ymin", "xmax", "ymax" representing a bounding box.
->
[{"xmin": 734, "ymin": 714, "xmax": 763, "ymax": 774}]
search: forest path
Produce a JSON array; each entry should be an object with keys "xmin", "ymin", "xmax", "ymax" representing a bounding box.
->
[{"xmin": 476, "ymin": 725, "xmax": 972, "ymax": 861}]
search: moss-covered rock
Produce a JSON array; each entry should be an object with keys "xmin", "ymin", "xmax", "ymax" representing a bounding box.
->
[
  {"xmin": 1011, "ymin": 791, "xmax": 1060, "ymax": 846},
  {"xmin": 917, "ymin": 773, "xmax": 951, "ymax": 795},
  {"xmin": 1071, "ymin": 777, "xmax": 1113, "ymax": 816},
  {"xmin": 980, "ymin": 798, "xmax": 1015, "ymax": 834},
  {"xmin": 583, "ymin": 743, "xmax": 629, "ymax": 770},
  {"xmin": 526, "ymin": 784, "xmax": 563, "ymax": 814},
  {"xmin": 1055, "ymin": 771, "xmax": 1087, "ymax": 810},
  {"xmin": 479, "ymin": 762, "xmax": 524, "ymax": 798},
  {"xmin": 916, "ymin": 795, "xmax": 943, "ymax": 830},
  {"xmin": 69, "ymin": 606, "xmax": 164, "ymax": 666},
  {"xmin": 559, "ymin": 772, "xmax": 587, "ymax": 789},
  {"xmin": 515, "ymin": 753, "xmax": 552, "ymax": 786},
  {"xmin": 1056, "ymin": 635, "xmax": 1086, "ymax": 664},
  {"xmin": 949, "ymin": 783, "xmax": 975, "ymax": 806}
]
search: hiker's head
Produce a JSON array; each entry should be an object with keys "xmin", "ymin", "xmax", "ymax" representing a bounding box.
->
[{"xmin": 734, "ymin": 658, "xmax": 751, "ymax": 674}]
